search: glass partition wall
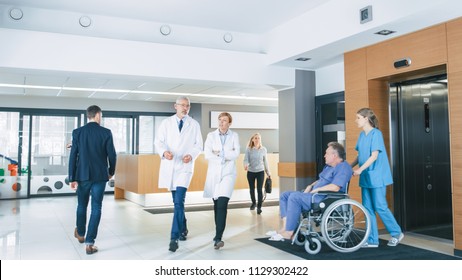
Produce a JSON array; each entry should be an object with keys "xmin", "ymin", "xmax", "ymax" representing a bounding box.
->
[{"xmin": 0, "ymin": 108, "xmax": 170, "ymax": 199}]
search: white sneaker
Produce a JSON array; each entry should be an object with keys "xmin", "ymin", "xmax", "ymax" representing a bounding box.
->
[
  {"xmin": 269, "ymin": 233, "xmax": 284, "ymax": 241},
  {"xmin": 265, "ymin": 230, "xmax": 277, "ymax": 237},
  {"xmin": 387, "ymin": 233, "xmax": 404, "ymax": 246},
  {"xmin": 362, "ymin": 242, "xmax": 379, "ymax": 248}
]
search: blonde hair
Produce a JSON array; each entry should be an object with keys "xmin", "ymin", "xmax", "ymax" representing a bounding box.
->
[{"xmin": 247, "ymin": 133, "xmax": 262, "ymax": 149}]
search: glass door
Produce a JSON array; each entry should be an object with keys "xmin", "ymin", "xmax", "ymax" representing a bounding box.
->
[
  {"xmin": 0, "ymin": 111, "xmax": 26, "ymax": 199},
  {"xmin": 315, "ymin": 92, "xmax": 345, "ymax": 175},
  {"xmin": 22, "ymin": 113, "xmax": 82, "ymax": 196}
]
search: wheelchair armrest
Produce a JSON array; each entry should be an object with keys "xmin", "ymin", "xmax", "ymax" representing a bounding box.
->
[{"xmin": 317, "ymin": 191, "xmax": 342, "ymax": 194}]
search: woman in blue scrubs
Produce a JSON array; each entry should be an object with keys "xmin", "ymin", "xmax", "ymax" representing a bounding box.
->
[{"xmin": 351, "ymin": 108, "xmax": 404, "ymax": 248}]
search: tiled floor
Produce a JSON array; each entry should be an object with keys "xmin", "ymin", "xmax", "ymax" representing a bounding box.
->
[{"xmin": 0, "ymin": 195, "xmax": 457, "ymax": 260}]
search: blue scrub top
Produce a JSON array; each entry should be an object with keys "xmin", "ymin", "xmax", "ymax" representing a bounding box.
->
[
  {"xmin": 313, "ymin": 161, "xmax": 353, "ymax": 193},
  {"xmin": 355, "ymin": 128, "xmax": 393, "ymax": 188}
]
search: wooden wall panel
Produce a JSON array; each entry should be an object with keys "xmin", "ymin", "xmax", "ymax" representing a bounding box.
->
[
  {"xmin": 454, "ymin": 193, "xmax": 462, "ymax": 249},
  {"xmin": 368, "ymin": 80, "xmax": 391, "ymax": 150},
  {"xmin": 344, "ymin": 49, "xmax": 368, "ymax": 92},
  {"xmin": 367, "ymin": 23, "xmax": 448, "ymax": 79},
  {"xmin": 277, "ymin": 162, "xmax": 316, "ymax": 178},
  {"xmin": 447, "ymin": 71, "xmax": 462, "ymax": 132},
  {"xmin": 447, "ymin": 18, "xmax": 462, "ymax": 74}
]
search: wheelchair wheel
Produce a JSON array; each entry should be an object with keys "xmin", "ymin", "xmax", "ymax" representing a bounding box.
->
[
  {"xmin": 294, "ymin": 232, "xmax": 306, "ymax": 246},
  {"xmin": 320, "ymin": 198, "xmax": 370, "ymax": 253},
  {"xmin": 304, "ymin": 237, "xmax": 322, "ymax": 255}
]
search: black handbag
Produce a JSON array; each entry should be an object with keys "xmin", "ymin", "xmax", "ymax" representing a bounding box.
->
[{"xmin": 264, "ymin": 177, "xmax": 272, "ymax": 194}]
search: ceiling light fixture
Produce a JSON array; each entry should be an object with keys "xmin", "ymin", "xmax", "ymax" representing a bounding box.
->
[
  {"xmin": 0, "ymin": 83, "xmax": 278, "ymax": 101},
  {"xmin": 79, "ymin": 16, "xmax": 92, "ymax": 28},
  {"xmin": 160, "ymin": 25, "xmax": 171, "ymax": 36},
  {"xmin": 223, "ymin": 33, "xmax": 233, "ymax": 43},
  {"xmin": 375, "ymin": 29, "xmax": 396, "ymax": 36},
  {"xmin": 295, "ymin": 57, "xmax": 311, "ymax": 61},
  {"xmin": 9, "ymin": 7, "xmax": 23, "ymax": 20}
]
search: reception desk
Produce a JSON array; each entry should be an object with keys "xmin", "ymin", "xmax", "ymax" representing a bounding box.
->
[{"xmin": 114, "ymin": 153, "xmax": 279, "ymax": 206}]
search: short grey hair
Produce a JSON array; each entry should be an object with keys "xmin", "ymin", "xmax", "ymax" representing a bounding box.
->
[{"xmin": 176, "ymin": 96, "xmax": 190, "ymax": 105}]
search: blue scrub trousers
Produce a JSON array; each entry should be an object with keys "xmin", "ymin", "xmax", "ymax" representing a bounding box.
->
[{"xmin": 361, "ymin": 186, "xmax": 402, "ymax": 244}]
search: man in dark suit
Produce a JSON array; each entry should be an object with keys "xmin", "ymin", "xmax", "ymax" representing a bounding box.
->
[{"xmin": 69, "ymin": 105, "xmax": 117, "ymax": 255}]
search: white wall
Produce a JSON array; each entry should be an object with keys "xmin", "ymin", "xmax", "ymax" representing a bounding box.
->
[{"xmin": 315, "ymin": 62, "xmax": 345, "ymax": 96}]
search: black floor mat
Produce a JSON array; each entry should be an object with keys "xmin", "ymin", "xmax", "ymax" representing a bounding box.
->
[{"xmin": 256, "ymin": 238, "xmax": 460, "ymax": 260}]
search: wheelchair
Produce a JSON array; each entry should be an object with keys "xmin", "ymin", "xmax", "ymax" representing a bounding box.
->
[{"xmin": 291, "ymin": 189, "xmax": 371, "ymax": 255}]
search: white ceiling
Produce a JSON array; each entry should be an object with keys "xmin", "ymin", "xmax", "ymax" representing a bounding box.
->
[{"xmin": 0, "ymin": 0, "xmax": 461, "ymax": 106}]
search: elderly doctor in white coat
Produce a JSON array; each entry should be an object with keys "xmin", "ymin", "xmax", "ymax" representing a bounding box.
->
[
  {"xmin": 204, "ymin": 112, "xmax": 240, "ymax": 250},
  {"xmin": 154, "ymin": 96, "xmax": 203, "ymax": 252}
]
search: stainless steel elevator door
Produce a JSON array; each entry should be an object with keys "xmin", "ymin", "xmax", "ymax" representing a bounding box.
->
[{"xmin": 391, "ymin": 76, "xmax": 452, "ymax": 234}]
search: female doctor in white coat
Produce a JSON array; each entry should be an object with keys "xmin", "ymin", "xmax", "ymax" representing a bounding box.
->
[{"xmin": 204, "ymin": 112, "xmax": 240, "ymax": 250}]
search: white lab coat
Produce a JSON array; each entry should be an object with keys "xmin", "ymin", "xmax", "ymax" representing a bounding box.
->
[
  {"xmin": 154, "ymin": 115, "xmax": 203, "ymax": 191},
  {"xmin": 203, "ymin": 129, "xmax": 240, "ymax": 199}
]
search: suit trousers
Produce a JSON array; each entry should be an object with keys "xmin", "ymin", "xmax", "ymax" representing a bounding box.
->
[
  {"xmin": 213, "ymin": 197, "xmax": 230, "ymax": 241},
  {"xmin": 75, "ymin": 180, "xmax": 106, "ymax": 245},
  {"xmin": 171, "ymin": 187, "xmax": 188, "ymax": 240}
]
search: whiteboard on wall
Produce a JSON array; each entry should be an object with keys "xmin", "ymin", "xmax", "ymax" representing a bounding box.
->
[{"xmin": 210, "ymin": 111, "xmax": 278, "ymax": 129}]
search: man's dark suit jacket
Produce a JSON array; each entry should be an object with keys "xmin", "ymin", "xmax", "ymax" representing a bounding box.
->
[{"xmin": 68, "ymin": 122, "xmax": 117, "ymax": 182}]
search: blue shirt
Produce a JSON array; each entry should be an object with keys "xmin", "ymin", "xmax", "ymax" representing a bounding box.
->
[
  {"xmin": 313, "ymin": 161, "xmax": 352, "ymax": 192},
  {"xmin": 355, "ymin": 128, "xmax": 393, "ymax": 188},
  {"xmin": 311, "ymin": 161, "xmax": 352, "ymax": 203}
]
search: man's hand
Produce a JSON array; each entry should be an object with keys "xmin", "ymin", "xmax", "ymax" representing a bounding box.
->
[
  {"xmin": 163, "ymin": 151, "xmax": 174, "ymax": 160},
  {"xmin": 303, "ymin": 184, "xmax": 313, "ymax": 193},
  {"xmin": 70, "ymin": 181, "xmax": 78, "ymax": 190},
  {"xmin": 182, "ymin": 154, "xmax": 192, "ymax": 163}
]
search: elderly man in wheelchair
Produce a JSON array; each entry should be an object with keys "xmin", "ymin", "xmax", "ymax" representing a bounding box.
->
[{"xmin": 268, "ymin": 142, "xmax": 370, "ymax": 254}]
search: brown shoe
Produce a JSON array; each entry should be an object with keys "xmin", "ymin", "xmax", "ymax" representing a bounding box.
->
[
  {"xmin": 86, "ymin": 245, "xmax": 98, "ymax": 255},
  {"xmin": 74, "ymin": 228, "xmax": 84, "ymax": 243}
]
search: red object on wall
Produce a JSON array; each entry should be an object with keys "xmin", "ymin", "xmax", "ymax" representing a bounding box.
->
[{"xmin": 8, "ymin": 164, "xmax": 18, "ymax": 176}]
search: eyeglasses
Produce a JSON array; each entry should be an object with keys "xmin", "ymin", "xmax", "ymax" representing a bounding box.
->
[{"xmin": 176, "ymin": 103, "xmax": 190, "ymax": 108}]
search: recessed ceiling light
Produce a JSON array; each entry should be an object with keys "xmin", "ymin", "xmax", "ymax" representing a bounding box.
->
[
  {"xmin": 160, "ymin": 25, "xmax": 171, "ymax": 36},
  {"xmin": 375, "ymin": 30, "xmax": 396, "ymax": 36},
  {"xmin": 295, "ymin": 57, "xmax": 311, "ymax": 61},
  {"xmin": 9, "ymin": 8, "xmax": 23, "ymax": 20},
  {"xmin": 223, "ymin": 33, "xmax": 233, "ymax": 43},
  {"xmin": 79, "ymin": 16, "xmax": 92, "ymax": 28}
]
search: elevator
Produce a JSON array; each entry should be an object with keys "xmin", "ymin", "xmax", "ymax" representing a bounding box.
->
[{"xmin": 390, "ymin": 74, "xmax": 453, "ymax": 240}]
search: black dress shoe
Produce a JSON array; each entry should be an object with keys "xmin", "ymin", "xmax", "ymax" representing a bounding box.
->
[
  {"xmin": 86, "ymin": 245, "xmax": 98, "ymax": 255},
  {"xmin": 250, "ymin": 204, "xmax": 256, "ymax": 210},
  {"xmin": 179, "ymin": 229, "xmax": 188, "ymax": 241},
  {"xmin": 169, "ymin": 240, "xmax": 179, "ymax": 252},
  {"xmin": 257, "ymin": 208, "xmax": 262, "ymax": 215},
  {"xmin": 214, "ymin": 240, "xmax": 224, "ymax": 250},
  {"xmin": 74, "ymin": 228, "xmax": 84, "ymax": 244}
]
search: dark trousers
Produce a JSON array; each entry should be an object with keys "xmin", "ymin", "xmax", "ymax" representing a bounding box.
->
[
  {"xmin": 76, "ymin": 180, "xmax": 106, "ymax": 245},
  {"xmin": 213, "ymin": 197, "xmax": 230, "ymax": 241},
  {"xmin": 247, "ymin": 171, "xmax": 265, "ymax": 209},
  {"xmin": 170, "ymin": 187, "xmax": 188, "ymax": 240}
]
